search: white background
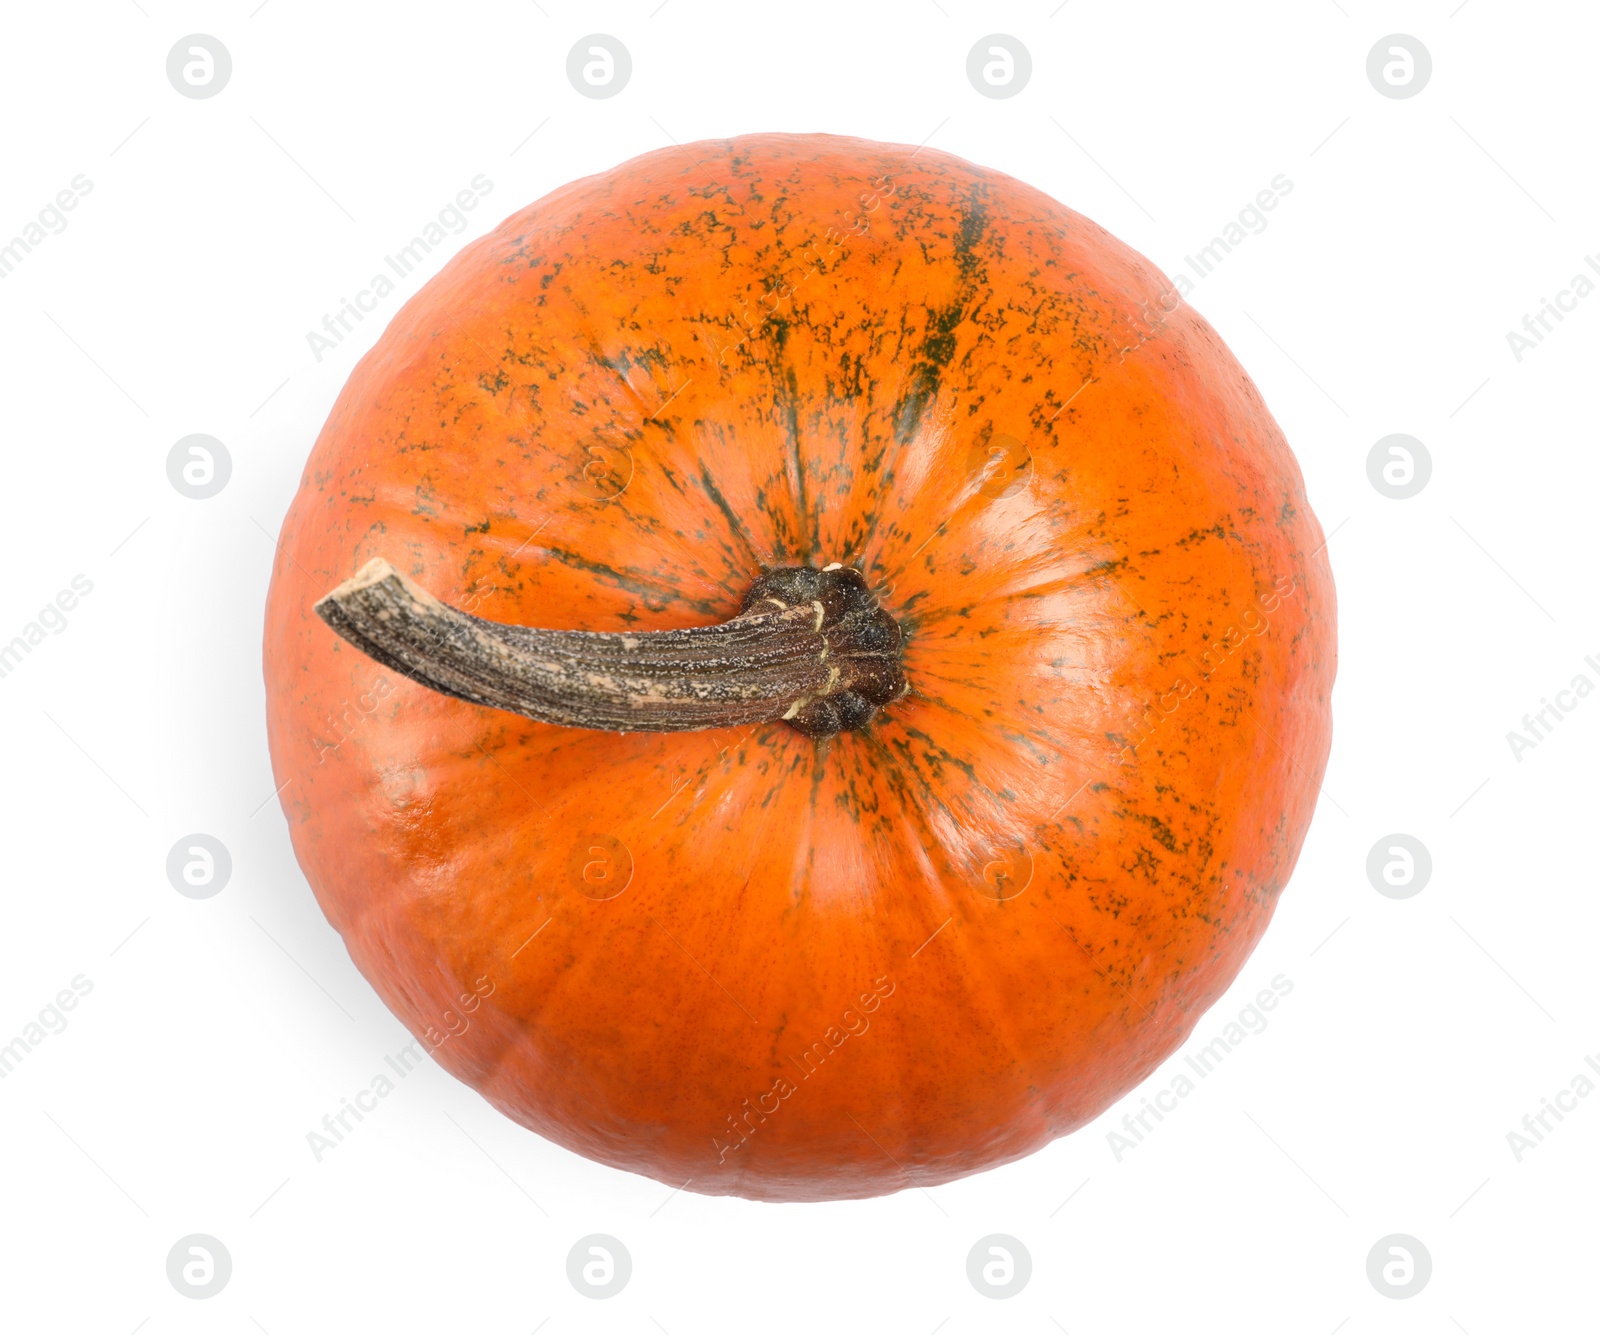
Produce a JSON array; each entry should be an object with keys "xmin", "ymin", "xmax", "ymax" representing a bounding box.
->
[{"xmin": 1, "ymin": 2, "xmax": 1595, "ymax": 1331}]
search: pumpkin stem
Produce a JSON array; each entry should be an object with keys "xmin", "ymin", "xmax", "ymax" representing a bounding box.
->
[{"xmin": 313, "ymin": 558, "xmax": 908, "ymax": 738}]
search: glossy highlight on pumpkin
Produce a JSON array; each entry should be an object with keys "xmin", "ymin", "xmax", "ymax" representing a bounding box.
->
[{"xmin": 263, "ymin": 132, "xmax": 1336, "ymax": 1202}]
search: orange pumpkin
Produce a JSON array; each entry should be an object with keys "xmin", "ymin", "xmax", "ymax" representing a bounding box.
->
[{"xmin": 263, "ymin": 133, "xmax": 1335, "ymax": 1202}]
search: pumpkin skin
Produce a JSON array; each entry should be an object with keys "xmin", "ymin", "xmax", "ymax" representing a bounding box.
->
[{"xmin": 263, "ymin": 132, "xmax": 1335, "ymax": 1202}]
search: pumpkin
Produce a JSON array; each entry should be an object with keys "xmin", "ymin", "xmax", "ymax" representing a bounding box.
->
[{"xmin": 263, "ymin": 132, "xmax": 1335, "ymax": 1202}]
